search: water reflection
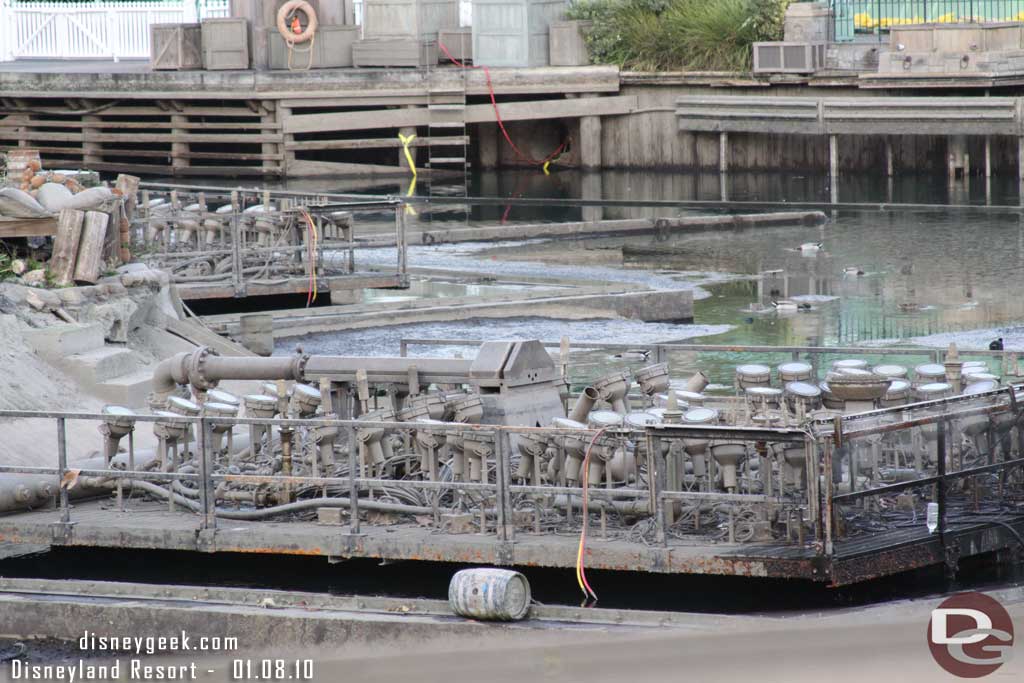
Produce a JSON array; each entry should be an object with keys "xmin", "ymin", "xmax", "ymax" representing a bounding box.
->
[{"xmin": 187, "ymin": 169, "xmax": 1024, "ymax": 369}]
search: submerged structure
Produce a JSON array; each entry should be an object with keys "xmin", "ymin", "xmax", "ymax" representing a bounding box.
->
[{"xmin": 0, "ymin": 338, "xmax": 1021, "ymax": 587}]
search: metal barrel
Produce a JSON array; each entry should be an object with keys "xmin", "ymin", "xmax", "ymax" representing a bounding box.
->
[{"xmin": 448, "ymin": 568, "xmax": 531, "ymax": 621}]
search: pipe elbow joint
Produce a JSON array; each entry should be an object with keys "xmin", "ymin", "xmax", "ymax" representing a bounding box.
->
[{"xmin": 152, "ymin": 351, "xmax": 191, "ymax": 397}]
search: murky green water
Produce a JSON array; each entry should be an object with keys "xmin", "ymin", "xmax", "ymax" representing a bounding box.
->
[{"xmin": 224, "ymin": 168, "xmax": 1024, "ymax": 382}]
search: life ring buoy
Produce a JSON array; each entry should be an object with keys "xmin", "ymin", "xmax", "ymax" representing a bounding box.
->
[{"xmin": 277, "ymin": 0, "xmax": 318, "ymax": 44}]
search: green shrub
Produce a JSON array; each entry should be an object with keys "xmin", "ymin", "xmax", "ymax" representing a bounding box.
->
[{"xmin": 567, "ymin": 0, "xmax": 792, "ymax": 71}]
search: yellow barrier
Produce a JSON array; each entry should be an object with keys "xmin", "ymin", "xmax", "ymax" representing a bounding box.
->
[{"xmin": 852, "ymin": 12, "xmax": 1024, "ymax": 29}]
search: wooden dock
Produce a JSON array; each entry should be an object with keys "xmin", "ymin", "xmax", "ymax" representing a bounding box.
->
[{"xmin": 0, "ymin": 63, "xmax": 626, "ymax": 178}]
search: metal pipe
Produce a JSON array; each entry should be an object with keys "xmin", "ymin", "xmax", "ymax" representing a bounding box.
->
[
  {"xmin": 303, "ymin": 356, "xmax": 473, "ymax": 384},
  {"xmin": 152, "ymin": 347, "xmax": 474, "ymax": 395},
  {"xmin": 568, "ymin": 387, "xmax": 599, "ymax": 423},
  {"xmin": 123, "ymin": 480, "xmax": 430, "ymax": 519}
]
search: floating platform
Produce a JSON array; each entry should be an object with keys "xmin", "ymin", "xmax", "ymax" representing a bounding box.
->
[
  {"xmin": 0, "ymin": 498, "xmax": 1020, "ymax": 586},
  {"xmin": 1, "ymin": 339, "xmax": 1022, "ymax": 588}
]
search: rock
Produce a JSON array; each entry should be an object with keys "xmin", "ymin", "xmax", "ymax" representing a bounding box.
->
[
  {"xmin": 0, "ymin": 284, "xmax": 27, "ymax": 307},
  {"xmin": 21, "ymin": 269, "xmax": 47, "ymax": 287},
  {"xmin": 10, "ymin": 259, "xmax": 27, "ymax": 276},
  {"xmin": 24, "ymin": 290, "xmax": 43, "ymax": 311},
  {"xmin": 120, "ymin": 268, "xmax": 165, "ymax": 289},
  {"xmin": 57, "ymin": 288, "xmax": 88, "ymax": 307},
  {"xmin": 25, "ymin": 289, "xmax": 58, "ymax": 311}
]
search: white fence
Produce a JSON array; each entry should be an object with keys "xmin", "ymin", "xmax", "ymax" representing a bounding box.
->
[
  {"xmin": 0, "ymin": 0, "xmax": 230, "ymax": 62},
  {"xmin": 0, "ymin": 0, "xmax": 475, "ymax": 63}
]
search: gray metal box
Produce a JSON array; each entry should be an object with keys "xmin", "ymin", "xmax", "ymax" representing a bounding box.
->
[
  {"xmin": 352, "ymin": 39, "xmax": 439, "ymax": 67},
  {"xmin": 472, "ymin": 0, "xmax": 569, "ymax": 67},
  {"xmin": 202, "ymin": 18, "xmax": 251, "ymax": 70},
  {"xmin": 362, "ymin": 0, "xmax": 459, "ymax": 41},
  {"xmin": 150, "ymin": 23, "xmax": 203, "ymax": 70},
  {"xmin": 753, "ymin": 42, "xmax": 826, "ymax": 74},
  {"xmin": 267, "ymin": 24, "xmax": 358, "ymax": 69},
  {"xmin": 548, "ymin": 19, "xmax": 590, "ymax": 66},
  {"xmin": 438, "ymin": 28, "xmax": 472, "ymax": 62}
]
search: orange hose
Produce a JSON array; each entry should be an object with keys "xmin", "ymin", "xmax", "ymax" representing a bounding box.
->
[
  {"xmin": 301, "ymin": 210, "xmax": 317, "ymax": 307},
  {"xmin": 575, "ymin": 427, "xmax": 608, "ymax": 604}
]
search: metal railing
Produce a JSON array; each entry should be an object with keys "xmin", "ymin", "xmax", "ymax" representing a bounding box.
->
[
  {"xmin": 133, "ymin": 184, "xmax": 408, "ymax": 298},
  {"xmin": 831, "ymin": 0, "xmax": 1024, "ymax": 41},
  {"xmin": 1, "ymin": 386, "xmax": 1021, "ymax": 563},
  {"xmin": 399, "ymin": 337, "xmax": 1024, "ymax": 387}
]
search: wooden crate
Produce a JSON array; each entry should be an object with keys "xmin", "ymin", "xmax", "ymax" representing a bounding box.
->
[
  {"xmin": 438, "ymin": 28, "xmax": 472, "ymax": 62},
  {"xmin": 150, "ymin": 23, "xmax": 203, "ymax": 71},
  {"xmin": 548, "ymin": 20, "xmax": 590, "ymax": 66},
  {"xmin": 202, "ymin": 18, "xmax": 251, "ymax": 70},
  {"xmin": 362, "ymin": 0, "xmax": 458, "ymax": 41},
  {"xmin": 352, "ymin": 39, "xmax": 438, "ymax": 67},
  {"xmin": 268, "ymin": 25, "xmax": 358, "ymax": 69},
  {"xmin": 472, "ymin": 0, "xmax": 569, "ymax": 67}
]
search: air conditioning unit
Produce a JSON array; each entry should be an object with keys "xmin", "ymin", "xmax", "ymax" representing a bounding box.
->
[{"xmin": 753, "ymin": 42, "xmax": 826, "ymax": 74}]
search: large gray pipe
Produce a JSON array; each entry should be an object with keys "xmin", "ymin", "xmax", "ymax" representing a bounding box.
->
[
  {"xmin": 152, "ymin": 347, "xmax": 475, "ymax": 396},
  {"xmin": 152, "ymin": 348, "xmax": 306, "ymax": 397}
]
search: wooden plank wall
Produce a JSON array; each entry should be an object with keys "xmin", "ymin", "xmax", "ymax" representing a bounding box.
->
[{"xmin": 0, "ymin": 100, "xmax": 282, "ymax": 177}]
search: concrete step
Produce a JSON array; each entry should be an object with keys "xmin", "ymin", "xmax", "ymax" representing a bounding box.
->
[
  {"xmin": 60, "ymin": 347, "xmax": 139, "ymax": 386},
  {"xmin": 22, "ymin": 323, "xmax": 105, "ymax": 362},
  {"xmin": 94, "ymin": 369, "xmax": 153, "ymax": 409}
]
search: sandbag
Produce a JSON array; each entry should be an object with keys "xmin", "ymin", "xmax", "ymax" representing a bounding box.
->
[
  {"xmin": 35, "ymin": 182, "xmax": 74, "ymax": 212},
  {"xmin": 0, "ymin": 187, "xmax": 50, "ymax": 218},
  {"xmin": 60, "ymin": 186, "xmax": 115, "ymax": 211}
]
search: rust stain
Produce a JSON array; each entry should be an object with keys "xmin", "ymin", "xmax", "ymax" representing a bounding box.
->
[{"xmin": 221, "ymin": 547, "xmax": 325, "ymax": 557}]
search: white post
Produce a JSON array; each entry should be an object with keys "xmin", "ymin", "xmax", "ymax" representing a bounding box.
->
[
  {"xmin": 108, "ymin": 9, "xmax": 119, "ymax": 62},
  {"xmin": 184, "ymin": 0, "xmax": 199, "ymax": 23},
  {"xmin": 0, "ymin": 0, "xmax": 8, "ymax": 62}
]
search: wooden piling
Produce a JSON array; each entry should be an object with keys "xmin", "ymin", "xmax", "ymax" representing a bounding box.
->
[
  {"xmin": 171, "ymin": 113, "xmax": 188, "ymax": 173},
  {"xmin": 985, "ymin": 136, "xmax": 992, "ymax": 178},
  {"xmin": 719, "ymin": 132, "xmax": 729, "ymax": 174},
  {"xmin": 50, "ymin": 209, "xmax": 86, "ymax": 287},
  {"xmin": 829, "ymin": 135, "xmax": 838, "ymax": 179},
  {"xmin": 73, "ymin": 211, "xmax": 110, "ymax": 285},
  {"xmin": 580, "ymin": 115, "xmax": 602, "ymax": 170},
  {"xmin": 829, "ymin": 135, "xmax": 839, "ymax": 205}
]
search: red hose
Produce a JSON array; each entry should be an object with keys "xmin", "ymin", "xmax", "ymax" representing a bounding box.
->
[{"xmin": 437, "ymin": 41, "xmax": 569, "ymax": 167}]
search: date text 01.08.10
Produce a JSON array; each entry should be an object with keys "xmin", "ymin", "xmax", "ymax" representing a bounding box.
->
[{"xmin": 231, "ymin": 659, "xmax": 314, "ymax": 681}]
